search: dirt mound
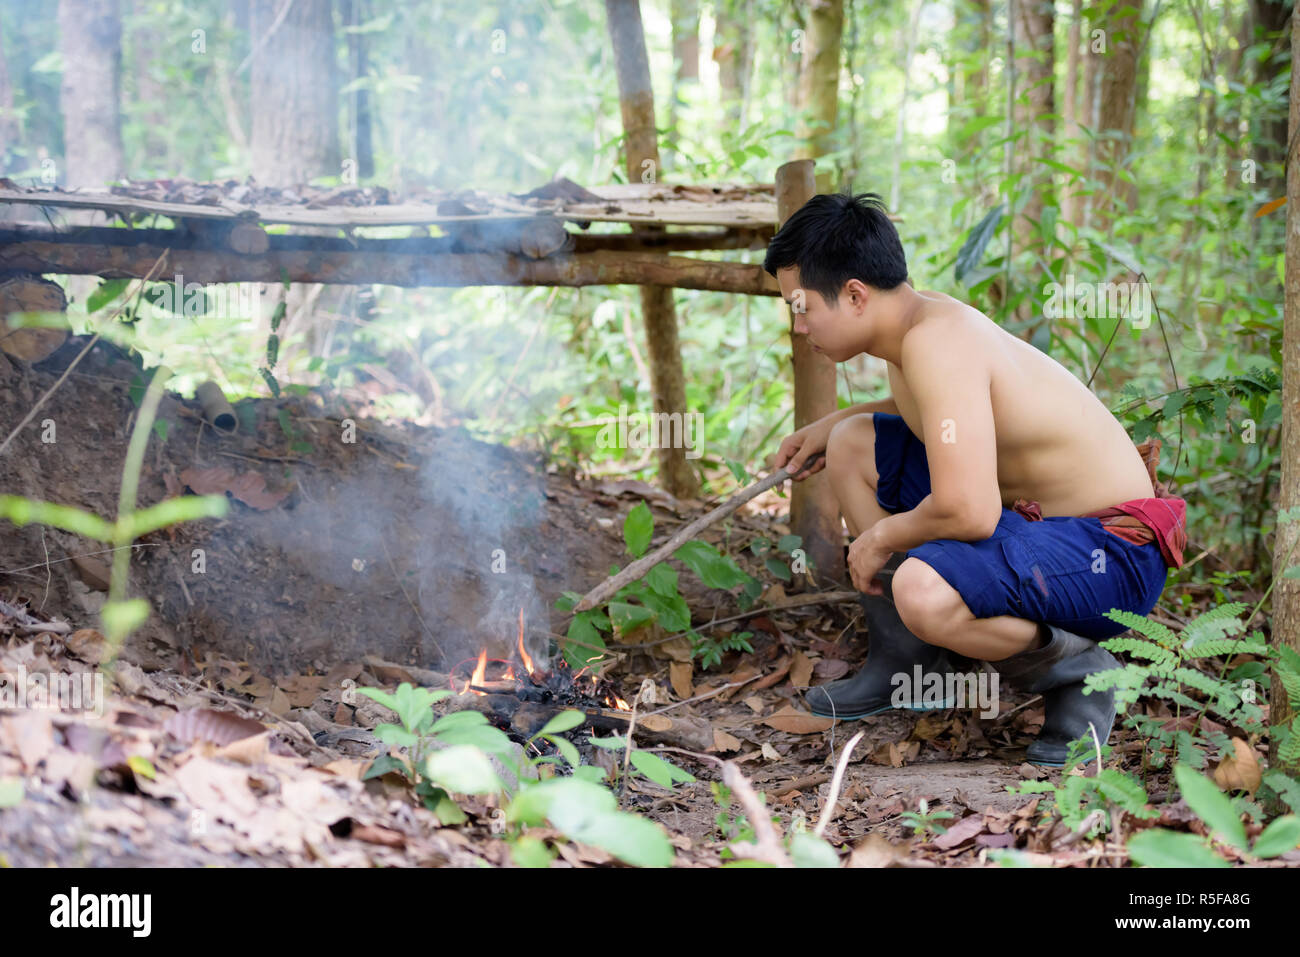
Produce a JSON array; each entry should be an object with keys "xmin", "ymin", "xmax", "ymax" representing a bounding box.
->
[{"xmin": 0, "ymin": 337, "xmax": 625, "ymax": 674}]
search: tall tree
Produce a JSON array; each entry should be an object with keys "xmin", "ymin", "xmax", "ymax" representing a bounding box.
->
[
  {"xmin": 605, "ymin": 0, "xmax": 699, "ymax": 499},
  {"xmin": 57, "ymin": 0, "xmax": 124, "ymax": 187},
  {"xmin": 249, "ymin": 0, "xmax": 339, "ymax": 185},
  {"xmin": 1010, "ymin": 0, "xmax": 1055, "ymax": 337},
  {"xmin": 714, "ymin": 0, "xmax": 753, "ymax": 129},
  {"xmin": 1273, "ymin": 0, "xmax": 1300, "ymax": 775},
  {"xmin": 1083, "ymin": 0, "xmax": 1144, "ymax": 229},
  {"xmin": 794, "ymin": 0, "xmax": 843, "ymax": 193},
  {"xmin": 1251, "ymin": 0, "xmax": 1292, "ymax": 199},
  {"xmin": 249, "ymin": 0, "xmax": 341, "ymax": 365},
  {"xmin": 666, "ymin": 0, "xmax": 699, "ymax": 171},
  {"xmin": 1061, "ymin": 0, "xmax": 1083, "ymax": 225}
]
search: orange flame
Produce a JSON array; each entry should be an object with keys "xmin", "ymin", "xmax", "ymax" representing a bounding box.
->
[
  {"xmin": 467, "ymin": 649, "xmax": 487, "ymax": 694},
  {"xmin": 516, "ymin": 607, "xmax": 537, "ymax": 676}
]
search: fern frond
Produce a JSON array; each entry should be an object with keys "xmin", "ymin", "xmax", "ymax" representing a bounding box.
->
[
  {"xmin": 1103, "ymin": 610, "xmax": 1177, "ymax": 646},
  {"xmin": 1183, "ymin": 638, "xmax": 1270, "ymax": 659},
  {"xmin": 1101, "ymin": 636, "xmax": 1178, "ymax": 668}
]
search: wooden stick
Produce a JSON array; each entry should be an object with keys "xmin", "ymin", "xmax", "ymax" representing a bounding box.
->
[{"xmin": 573, "ymin": 454, "xmax": 824, "ymax": 611}]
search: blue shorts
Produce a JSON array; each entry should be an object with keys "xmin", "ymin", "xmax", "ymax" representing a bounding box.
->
[{"xmin": 872, "ymin": 413, "xmax": 1169, "ymax": 640}]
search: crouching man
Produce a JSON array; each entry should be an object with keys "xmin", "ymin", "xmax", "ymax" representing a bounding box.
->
[{"xmin": 766, "ymin": 193, "xmax": 1186, "ymax": 767}]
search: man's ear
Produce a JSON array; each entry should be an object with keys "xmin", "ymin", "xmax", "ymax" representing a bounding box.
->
[{"xmin": 847, "ymin": 278, "xmax": 870, "ymax": 310}]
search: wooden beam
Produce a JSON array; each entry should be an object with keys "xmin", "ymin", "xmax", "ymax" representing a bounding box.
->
[
  {"xmin": 775, "ymin": 159, "xmax": 845, "ymax": 584},
  {"xmin": 606, "ymin": 0, "xmax": 699, "ymax": 499},
  {"xmin": 0, "ymin": 237, "xmax": 781, "ymax": 295},
  {"xmin": 0, "ymin": 224, "xmax": 768, "ymax": 256}
]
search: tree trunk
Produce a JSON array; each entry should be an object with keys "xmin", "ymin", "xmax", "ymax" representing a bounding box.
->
[
  {"xmin": 1011, "ymin": 0, "xmax": 1055, "ymax": 336},
  {"xmin": 0, "ymin": 10, "xmax": 18, "ymax": 165},
  {"xmin": 715, "ymin": 0, "xmax": 752, "ymax": 129},
  {"xmin": 57, "ymin": 0, "xmax": 124, "ymax": 187},
  {"xmin": 1271, "ymin": 5, "xmax": 1300, "ymax": 775},
  {"xmin": 1061, "ymin": 0, "xmax": 1082, "ymax": 225},
  {"xmin": 249, "ymin": 0, "xmax": 342, "ymax": 370},
  {"xmin": 605, "ymin": 0, "xmax": 699, "ymax": 499},
  {"xmin": 249, "ymin": 0, "xmax": 338, "ymax": 185},
  {"xmin": 776, "ymin": 160, "xmax": 845, "ymax": 585},
  {"xmin": 794, "ymin": 0, "xmax": 843, "ymax": 193},
  {"xmin": 1086, "ymin": 0, "xmax": 1143, "ymax": 229},
  {"xmin": 346, "ymin": 0, "xmax": 374, "ymax": 181},
  {"xmin": 1252, "ymin": 0, "xmax": 1292, "ymax": 198},
  {"xmin": 666, "ymin": 0, "xmax": 699, "ymax": 172}
]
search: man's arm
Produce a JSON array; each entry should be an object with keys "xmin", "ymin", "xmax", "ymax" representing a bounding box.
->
[
  {"xmin": 831, "ymin": 396, "xmax": 900, "ymax": 421},
  {"xmin": 868, "ymin": 323, "xmax": 1003, "ymax": 553}
]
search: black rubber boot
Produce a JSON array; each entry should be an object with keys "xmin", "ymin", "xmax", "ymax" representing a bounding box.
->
[
  {"xmin": 805, "ymin": 554, "xmax": 956, "ymax": 719},
  {"xmin": 989, "ymin": 624, "xmax": 1121, "ymax": 767}
]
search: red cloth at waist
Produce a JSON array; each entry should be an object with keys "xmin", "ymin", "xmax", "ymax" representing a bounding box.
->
[{"xmin": 1009, "ymin": 437, "xmax": 1188, "ymax": 569}]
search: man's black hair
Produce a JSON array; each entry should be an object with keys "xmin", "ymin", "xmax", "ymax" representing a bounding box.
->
[{"xmin": 762, "ymin": 192, "xmax": 908, "ymax": 305}]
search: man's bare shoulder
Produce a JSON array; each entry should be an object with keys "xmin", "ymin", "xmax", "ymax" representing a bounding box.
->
[{"xmin": 899, "ymin": 293, "xmax": 1001, "ymax": 364}]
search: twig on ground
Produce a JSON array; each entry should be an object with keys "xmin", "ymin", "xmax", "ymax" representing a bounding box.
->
[
  {"xmin": 642, "ymin": 673, "xmax": 763, "ymax": 716},
  {"xmin": 815, "ymin": 730, "xmax": 865, "ymax": 838},
  {"xmin": 722, "ymin": 761, "xmax": 793, "ymax": 868},
  {"xmin": 573, "ymin": 454, "xmax": 824, "ymax": 611}
]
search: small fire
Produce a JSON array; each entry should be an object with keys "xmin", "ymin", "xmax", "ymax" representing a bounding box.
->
[
  {"xmin": 450, "ymin": 607, "xmax": 633, "ymax": 710},
  {"xmin": 516, "ymin": 607, "xmax": 537, "ymax": 677},
  {"xmin": 467, "ymin": 649, "xmax": 487, "ymax": 694}
]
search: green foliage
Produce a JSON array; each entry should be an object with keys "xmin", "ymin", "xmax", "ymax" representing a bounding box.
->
[
  {"xmin": 1127, "ymin": 764, "xmax": 1300, "ymax": 866},
  {"xmin": 359, "ymin": 690, "xmax": 678, "ymax": 867},
  {"xmin": 1088, "ymin": 603, "xmax": 1269, "ymax": 772},
  {"xmin": 900, "ymin": 798, "xmax": 955, "ymax": 839},
  {"xmin": 557, "ymin": 503, "xmax": 759, "ymax": 667}
]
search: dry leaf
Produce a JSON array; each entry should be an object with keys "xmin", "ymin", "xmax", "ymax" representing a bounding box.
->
[
  {"xmin": 214, "ymin": 730, "xmax": 272, "ymax": 764},
  {"xmin": 669, "ymin": 661, "xmax": 693, "ymax": 699},
  {"xmin": 848, "ymin": 834, "xmax": 906, "ymax": 868},
  {"xmin": 1213, "ymin": 737, "xmax": 1261, "ymax": 794},
  {"xmin": 932, "ymin": 813, "xmax": 986, "ymax": 849},
  {"xmin": 761, "ymin": 742, "xmax": 782, "ymax": 761},
  {"xmin": 165, "ymin": 708, "xmax": 267, "ymax": 747},
  {"xmin": 752, "ymin": 655, "xmax": 792, "ymax": 691},
  {"xmin": 812, "ymin": 658, "xmax": 850, "ymax": 681},
  {"xmin": 64, "ymin": 628, "xmax": 109, "ymax": 664},
  {"xmin": 743, "ymin": 696, "xmax": 765, "ymax": 714},
  {"xmin": 789, "ymin": 651, "xmax": 814, "ymax": 689},
  {"xmin": 712, "ymin": 729, "xmax": 743, "ymax": 752},
  {"xmin": 180, "ymin": 466, "xmax": 289, "ymax": 510},
  {"xmin": 761, "ymin": 706, "xmax": 834, "ymax": 735}
]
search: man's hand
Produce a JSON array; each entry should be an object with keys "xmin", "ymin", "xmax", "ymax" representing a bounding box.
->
[
  {"xmin": 774, "ymin": 417, "xmax": 833, "ymax": 480},
  {"xmin": 848, "ymin": 526, "xmax": 894, "ymax": 595}
]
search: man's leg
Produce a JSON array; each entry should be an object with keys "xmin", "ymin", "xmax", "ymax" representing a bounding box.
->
[
  {"xmin": 824, "ymin": 414, "xmax": 1044, "ymax": 661},
  {"xmin": 889, "ymin": 558, "xmax": 1046, "ymax": 660},
  {"xmin": 806, "ymin": 414, "xmax": 959, "ymax": 719},
  {"xmin": 897, "ymin": 518, "xmax": 1136, "ymax": 767},
  {"xmin": 824, "ymin": 413, "xmax": 892, "ymax": 538}
]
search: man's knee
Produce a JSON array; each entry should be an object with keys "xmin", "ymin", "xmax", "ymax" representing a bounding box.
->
[
  {"xmin": 826, "ymin": 413, "xmax": 877, "ymax": 476},
  {"xmin": 893, "ymin": 557, "xmax": 966, "ymax": 642}
]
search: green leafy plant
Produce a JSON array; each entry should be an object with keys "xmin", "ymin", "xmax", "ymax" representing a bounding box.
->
[
  {"xmin": 748, "ymin": 533, "xmax": 808, "ymax": 583},
  {"xmin": 692, "ymin": 629, "xmax": 754, "ymax": 671},
  {"xmin": 1126, "ymin": 764, "xmax": 1300, "ymax": 867},
  {"xmin": 1087, "ymin": 602, "xmax": 1270, "ymax": 773},
  {"xmin": 556, "ymin": 501, "xmax": 760, "ymax": 667},
  {"xmin": 900, "ymin": 798, "xmax": 956, "ymax": 840},
  {"xmin": 356, "ymin": 689, "xmax": 677, "ymax": 867}
]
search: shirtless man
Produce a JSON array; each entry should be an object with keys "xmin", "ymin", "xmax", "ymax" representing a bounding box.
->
[{"xmin": 765, "ymin": 192, "xmax": 1187, "ymax": 766}]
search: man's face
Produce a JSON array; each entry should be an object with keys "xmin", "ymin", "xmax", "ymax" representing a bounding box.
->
[{"xmin": 776, "ymin": 266, "xmax": 859, "ymax": 362}]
